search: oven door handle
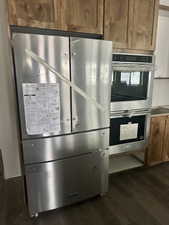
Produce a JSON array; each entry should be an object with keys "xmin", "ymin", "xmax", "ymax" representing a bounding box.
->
[
  {"xmin": 110, "ymin": 109, "xmax": 151, "ymax": 118},
  {"xmin": 112, "ymin": 64, "xmax": 154, "ymax": 72}
]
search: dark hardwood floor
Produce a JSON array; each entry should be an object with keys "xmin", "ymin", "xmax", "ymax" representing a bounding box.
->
[{"xmin": 1, "ymin": 163, "xmax": 169, "ymax": 225}]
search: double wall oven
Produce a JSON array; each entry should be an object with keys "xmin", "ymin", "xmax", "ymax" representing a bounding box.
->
[{"xmin": 109, "ymin": 54, "xmax": 154, "ymax": 155}]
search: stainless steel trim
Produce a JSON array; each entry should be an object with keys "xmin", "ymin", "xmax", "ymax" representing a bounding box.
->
[
  {"xmin": 112, "ymin": 64, "xmax": 154, "ymax": 71},
  {"xmin": 110, "ymin": 109, "xmax": 151, "ymax": 118},
  {"xmin": 113, "ymin": 52, "xmax": 154, "ymax": 57}
]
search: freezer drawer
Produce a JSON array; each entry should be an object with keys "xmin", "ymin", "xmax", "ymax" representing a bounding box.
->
[
  {"xmin": 22, "ymin": 129, "xmax": 109, "ymax": 164},
  {"xmin": 25, "ymin": 151, "xmax": 107, "ymax": 215}
]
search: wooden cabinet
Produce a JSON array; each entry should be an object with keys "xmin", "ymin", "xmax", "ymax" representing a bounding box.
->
[
  {"xmin": 8, "ymin": 0, "xmax": 159, "ymax": 51},
  {"xmin": 8, "ymin": 0, "xmax": 58, "ymax": 29},
  {"xmin": 59, "ymin": 0, "xmax": 103, "ymax": 34},
  {"xmin": 146, "ymin": 116, "xmax": 166, "ymax": 166},
  {"xmin": 104, "ymin": 0, "xmax": 130, "ymax": 49},
  {"xmin": 104, "ymin": 0, "xmax": 159, "ymax": 52},
  {"xmin": 129, "ymin": 0, "xmax": 159, "ymax": 51},
  {"xmin": 7, "ymin": 0, "xmax": 103, "ymax": 34},
  {"xmin": 163, "ymin": 117, "xmax": 169, "ymax": 161},
  {"xmin": 146, "ymin": 115, "xmax": 169, "ymax": 166}
]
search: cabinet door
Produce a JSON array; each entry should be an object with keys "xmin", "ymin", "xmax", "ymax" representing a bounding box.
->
[
  {"xmin": 146, "ymin": 116, "xmax": 166, "ymax": 166},
  {"xmin": 104, "ymin": 0, "xmax": 130, "ymax": 49},
  {"xmin": 8, "ymin": 0, "xmax": 59, "ymax": 29},
  {"xmin": 129, "ymin": 0, "xmax": 159, "ymax": 51},
  {"xmin": 59, "ymin": 0, "xmax": 103, "ymax": 34},
  {"xmin": 163, "ymin": 117, "xmax": 169, "ymax": 161}
]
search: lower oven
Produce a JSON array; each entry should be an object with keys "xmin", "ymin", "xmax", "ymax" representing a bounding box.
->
[{"xmin": 109, "ymin": 109, "xmax": 151, "ymax": 155}]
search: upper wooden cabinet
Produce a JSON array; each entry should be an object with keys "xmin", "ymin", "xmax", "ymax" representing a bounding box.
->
[
  {"xmin": 8, "ymin": 0, "xmax": 159, "ymax": 51},
  {"xmin": 104, "ymin": 0, "xmax": 130, "ymax": 49},
  {"xmin": 59, "ymin": 0, "xmax": 103, "ymax": 34},
  {"xmin": 8, "ymin": 0, "xmax": 104, "ymax": 34},
  {"xmin": 104, "ymin": 0, "xmax": 159, "ymax": 52},
  {"xmin": 129, "ymin": 0, "xmax": 159, "ymax": 51},
  {"xmin": 8, "ymin": 0, "xmax": 58, "ymax": 29}
]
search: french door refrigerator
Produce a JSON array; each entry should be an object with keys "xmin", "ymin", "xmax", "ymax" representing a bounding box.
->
[{"xmin": 12, "ymin": 33, "xmax": 112, "ymax": 217}]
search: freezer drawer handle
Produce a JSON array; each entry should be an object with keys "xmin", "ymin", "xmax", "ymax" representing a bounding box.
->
[{"xmin": 25, "ymin": 49, "xmax": 106, "ymax": 112}]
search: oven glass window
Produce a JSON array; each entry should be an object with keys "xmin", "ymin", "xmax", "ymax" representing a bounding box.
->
[
  {"xmin": 111, "ymin": 71, "xmax": 149, "ymax": 102},
  {"xmin": 109, "ymin": 115, "xmax": 145, "ymax": 146}
]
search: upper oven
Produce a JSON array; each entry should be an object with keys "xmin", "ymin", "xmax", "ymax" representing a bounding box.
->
[{"xmin": 111, "ymin": 54, "xmax": 155, "ymax": 112}]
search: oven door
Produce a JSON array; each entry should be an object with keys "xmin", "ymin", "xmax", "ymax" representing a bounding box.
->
[
  {"xmin": 109, "ymin": 110, "xmax": 150, "ymax": 155},
  {"xmin": 111, "ymin": 64, "xmax": 154, "ymax": 112}
]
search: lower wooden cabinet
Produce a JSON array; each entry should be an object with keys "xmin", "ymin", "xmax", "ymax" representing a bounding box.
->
[
  {"xmin": 163, "ymin": 118, "xmax": 169, "ymax": 161},
  {"xmin": 146, "ymin": 115, "xmax": 169, "ymax": 166}
]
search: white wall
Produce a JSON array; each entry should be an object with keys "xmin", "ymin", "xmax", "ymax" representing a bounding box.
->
[
  {"xmin": 160, "ymin": 0, "xmax": 169, "ymax": 6},
  {"xmin": 152, "ymin": 79, "xmax": 169, "ymax": 106},
  {"xmin": 0, "ymin": 0, "xmax": 21, "ymax": 178},
  {"xmin": 152, "ymin": 2, "xmax": 169, "ymax": 106},
  {"xmin": 155, "ymin": 10, "xmax": 169, "ymax": 78}
]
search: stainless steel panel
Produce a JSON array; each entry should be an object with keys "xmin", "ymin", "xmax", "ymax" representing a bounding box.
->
[
  {"xmin": 71, "ymin": 37, "xmax": 112, "ymax": 132},
  {"xmin": 23, "ymin": 129, "xmax": 109, "ymax": 164},
  {"xmin": 13, "ymin": 33, "xmax": 71, "ymax": 139},
  {"xmin": 25, "ymin": 150, "xmax": 107, "ymax": 215}
]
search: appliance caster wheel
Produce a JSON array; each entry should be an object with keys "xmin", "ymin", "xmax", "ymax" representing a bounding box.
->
[{"xmin": 30, "ymin": 213, "xmax": 39, "ymax": 218}]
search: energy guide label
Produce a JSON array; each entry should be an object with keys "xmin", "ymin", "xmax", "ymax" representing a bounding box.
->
[{"xmin": 22, "ymin": 83, "xmax": 61, "ymax": 135}]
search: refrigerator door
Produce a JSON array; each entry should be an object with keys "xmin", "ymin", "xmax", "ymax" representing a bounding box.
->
[
  {"xmin": 13, "ymin": 33, "xmax": 71, "ymax": 139},
  {"xmin": 70, "ymin": 37, "xmax": 112, "ymax": 132}
]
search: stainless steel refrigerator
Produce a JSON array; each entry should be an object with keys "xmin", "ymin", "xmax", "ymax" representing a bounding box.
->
[{"xmin": 12, "ymin": 33, "xmax": 112, "ymax": 217}]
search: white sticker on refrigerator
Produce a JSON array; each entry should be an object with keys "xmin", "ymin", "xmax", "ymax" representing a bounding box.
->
[
  {"xmin": 120, "ymin": 123, "xmax": 138, "ymax": 141},
  {"xmin": 22, "ymin": 83, "xmax": 60, "ymax": 135}
]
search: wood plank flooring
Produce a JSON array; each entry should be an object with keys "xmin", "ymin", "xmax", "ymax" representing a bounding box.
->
[{"xmin": 1, "ymin": 163, "xmax": 169, "ymax": 225}]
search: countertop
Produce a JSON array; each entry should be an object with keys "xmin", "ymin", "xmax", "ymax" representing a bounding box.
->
[{"xmin": 151, "ymin": 106, "xmax": 169, "ymax": 117}]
